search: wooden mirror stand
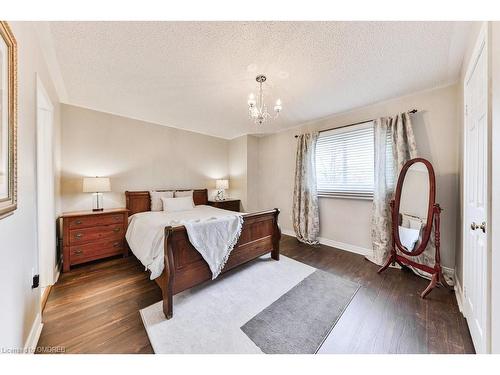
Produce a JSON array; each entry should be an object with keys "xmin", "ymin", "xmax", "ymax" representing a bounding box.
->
[{"xmin": 377, "ymin": 158, "xmax": 451, "ymax": 298}]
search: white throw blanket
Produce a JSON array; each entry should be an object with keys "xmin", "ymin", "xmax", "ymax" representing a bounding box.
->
[
  {"xmin": 183, "ymin": 214, "xmax": 244, "ymax": 279},
  {"xmin": 126, "ymin": 205, "xmax": 243, "ymax": 280}
]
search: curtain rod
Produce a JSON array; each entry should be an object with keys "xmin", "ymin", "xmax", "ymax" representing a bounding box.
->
[{"xmin": 294, "ymin": 109, "xmax": 418, "ymax": 138}]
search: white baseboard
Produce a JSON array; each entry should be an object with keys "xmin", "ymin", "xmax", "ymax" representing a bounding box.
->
[
  {"xmin": 23, "ymin": 312, "xmax": 43, "ymax": 354},
  {"xmin": 454, "ymin": 271, "xmax": 465, "ymax": 314},
  {"xmin": 281, "ymin": 229, "xmax": 371, "ymax": 257},
  {"xmin": 317, "ymin": 237, "xmax": 371, "ymax": 256}
]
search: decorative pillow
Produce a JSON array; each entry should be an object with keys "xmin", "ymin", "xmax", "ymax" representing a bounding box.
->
[
  {"xmin": 398, "ymin": 226, "xmax": 420, "ymax": 252},
  {"xmin": 174, "ymin": 190, "xmax": 194, "ymax": 198},
  {"xmin": 161, "ymin": 196, "xmax": 195, "ymax": 213},
  {"xmin": 150, "ymin": 191, "xmax": 174, "ymax": 211}
]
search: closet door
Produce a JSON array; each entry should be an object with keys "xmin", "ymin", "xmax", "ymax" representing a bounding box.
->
[{"xmin": 463, "ymin": 24, "xmax": 490, "ymax": 354}]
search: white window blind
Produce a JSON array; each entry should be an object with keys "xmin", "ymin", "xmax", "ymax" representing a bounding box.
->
[
  {"xmin": 315, "ymin": 121, "xmax": 395, "ymax": 199},
  {"xmin": 316, "ymin": 121, "xmax": 375, "ymax": 198},
  {"xmin": 385, "ymin": 130, "xmax": 395, "ymax": 190},
  {"xmin": 315, "ymin": 120, "xmax": 397, "ymax": 199}
]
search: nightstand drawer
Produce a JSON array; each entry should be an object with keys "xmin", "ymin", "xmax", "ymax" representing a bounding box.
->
[
  {"xmin": 68, "ymin": 213, "xmax": 126, "ymax": 229},
  {"xmin": 209, "ymin": 200, "xmax": 240, "ymax": 212},
  {"xmin": 69, "ymin": 223, "xmax": 124, "ymax": 244},
  {"xmin": 70, "ymin": 239, "xmax": 124, "ymax": 265}
]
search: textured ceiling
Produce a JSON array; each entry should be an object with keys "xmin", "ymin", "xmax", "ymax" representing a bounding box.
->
[{"xmin": 47, "ymin": 21, "xmax": 472, "ymax": 139}]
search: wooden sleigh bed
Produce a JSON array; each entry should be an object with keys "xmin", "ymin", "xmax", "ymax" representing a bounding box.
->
[{"xmin": 125, "ymin": 189, "xmax": 281, "ymax": 319}]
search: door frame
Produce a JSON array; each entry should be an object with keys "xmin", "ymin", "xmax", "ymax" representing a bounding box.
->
[
  {"xmin": 462, "ymin": 21, "xmax": 492, "ymax": 354},
  {"xmin": 36, "ymin": 75, "xmax": 57, "ymax": 310},
  {"xmin": 491, "ymin": 21, "xmax": 500, "ymax": 354}
]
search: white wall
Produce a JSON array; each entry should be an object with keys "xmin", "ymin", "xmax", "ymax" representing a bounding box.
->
[
  {"xmin": 246, "ymin": 135, "xmax": 260, "ymax": 212},
  {"xmin": 257, "ymin": 84, "xmax": 460, "ymax": 269},
  {"xmin": 228, "ymin": 134, "xmax": 260, "ymax": 212},
  {"xmin": 0, "ymin": 22, "xmax": 61, "ymax": 351},
  {"xmin": 228, "ymin": 135, "xmax": 248, "ymax": 209},
  {"xmin": 60, "ymin": 104, "xmax": 229, "ymax": 212}
]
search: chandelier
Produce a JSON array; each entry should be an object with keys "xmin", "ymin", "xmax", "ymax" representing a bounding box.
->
[{"xmin": 247, "ymin": 75, "xmax": 282, "ymax": 125}]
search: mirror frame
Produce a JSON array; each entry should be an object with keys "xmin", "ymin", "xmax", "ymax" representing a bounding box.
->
[
  {"xmin": 0, "ymin": 21, "xmax": 17, "ymax": 220},
  {"xmin": 393, "ymin": 157, "xmax": 436, "ymax": 256}
]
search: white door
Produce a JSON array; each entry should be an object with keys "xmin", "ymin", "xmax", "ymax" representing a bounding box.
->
[
  {"xmin": 463, "ymin": 26, "xmax": 490, "ymax": 354},
  {"xmin": 36, "ymin": 76, "xmax": 56, "ymax": 302}
]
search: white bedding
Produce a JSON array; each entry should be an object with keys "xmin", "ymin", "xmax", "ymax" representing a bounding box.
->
[{"xmin": 126, "ymin": 205, "xmax": 243, "ymax": 280}]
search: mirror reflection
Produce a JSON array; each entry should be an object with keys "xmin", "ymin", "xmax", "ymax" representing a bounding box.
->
[{"xmin": 398, "ymin": 162, "xmax": 430, "ymax": 251}]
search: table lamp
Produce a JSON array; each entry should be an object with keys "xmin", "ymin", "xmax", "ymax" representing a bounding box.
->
[
  {"xmin": 215, "ymin": 179, "xmax": 229, "ymax": 201},
  {"xmin": 83, "ymin": 177, "xmax": 111, "ymax": 211}
]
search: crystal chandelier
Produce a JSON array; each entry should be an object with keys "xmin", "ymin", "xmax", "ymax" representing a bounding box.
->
[{"xmin": 247, "ymin": 75, "xmax": 282, "ymax": 125}]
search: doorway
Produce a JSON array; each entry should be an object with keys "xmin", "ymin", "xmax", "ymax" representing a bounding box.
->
[
  {"xmin": 36, "ymin": 75, "xmax": 57, "ymax": 312},
  {"xmin": 462, "ymin": 23, "xmax": 490, "ymax": 354}
]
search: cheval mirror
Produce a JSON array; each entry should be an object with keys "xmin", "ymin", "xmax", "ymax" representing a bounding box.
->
[{"xmin": 378, "ymin": 157, "xmax": 451, "ymax": 298}]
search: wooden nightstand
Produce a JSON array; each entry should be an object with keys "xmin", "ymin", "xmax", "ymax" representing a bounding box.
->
[
  {"xmin": 59, "ymin": 208, "xmax": 129, "ymax": 272},
  {"xmin": 207, "ymin": 199, "xmax": 240, "ymax": 212}
]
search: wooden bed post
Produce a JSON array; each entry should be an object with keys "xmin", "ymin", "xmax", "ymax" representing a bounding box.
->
[
  {"xmin": 163, "ymin": 226, "xmax": 175, "ymax": 319},
  {"xmin": 271, "ymin": 208, "xmax": 281, "ymax": 261}
]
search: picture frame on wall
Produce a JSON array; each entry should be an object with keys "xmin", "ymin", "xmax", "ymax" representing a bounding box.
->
[{"xmin": 0, "ymin": 21, "xmax": 17, "ymax": 219}]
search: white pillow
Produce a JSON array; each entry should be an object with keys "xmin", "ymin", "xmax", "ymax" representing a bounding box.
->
[
  {"xmin": 398, "ymin": 225, "xmax": 420, "ymax": 252},
  {"xmin": 161, "ymin": 196, "xmax": 195, "ymax": 213},
  {"xmin": 150, "ymin": 191, "xmax": 174, "ymax": 211},
  {"xmin": 174, "ymin": 190, "xmax": 193, "ymax": 198}
]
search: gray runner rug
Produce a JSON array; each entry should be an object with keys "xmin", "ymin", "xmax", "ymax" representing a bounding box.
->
[{"xmin": 240, "ymin": 270, "xmax": 359, "ymax": 354}]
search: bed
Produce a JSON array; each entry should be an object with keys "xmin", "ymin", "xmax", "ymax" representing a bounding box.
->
[{"xmin": 125, "ymin": 189, "xmax": 281, "ymax": 319}]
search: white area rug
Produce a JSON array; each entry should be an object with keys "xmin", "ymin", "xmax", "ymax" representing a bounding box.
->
[{"xmin": 140, "ymin": 255, "xmax": 315, "ymax": 353}]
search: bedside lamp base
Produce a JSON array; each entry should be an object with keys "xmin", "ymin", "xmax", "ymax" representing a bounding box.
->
[
  {"xmin": 215, "ymin": 189, "xmax": 226, "ymax": 201},
  {"xmin": 92, "ymin": 192, "xmax": 104, "ymax": 211}
]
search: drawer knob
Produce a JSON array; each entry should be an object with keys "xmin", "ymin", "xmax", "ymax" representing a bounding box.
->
[
  {"xmin": 74, "ymin": 249, "xmax": 83, "ymax": 255},
  {"xmin": 113, "ymin": 228, "xmax": 121, "ymax": 233},
  {"xmin": 113, "ymin": 216, "xmax": 121, "ymax": 221},
  {"xmin": 75, "ymin": 220, "xmax": 83, "ymax": 225},
  {"xmin": 113, "ymin": 242, "xmax": 120, "ymax": 248},
  {"xmin": 75, "ymin": 233, "xmax": 83, "ymax": 238}
]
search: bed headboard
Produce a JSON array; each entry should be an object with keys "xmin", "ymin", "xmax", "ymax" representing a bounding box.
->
[{"xmin": 125, "ymin": 189, "xmax": 208, "ymax": 216}]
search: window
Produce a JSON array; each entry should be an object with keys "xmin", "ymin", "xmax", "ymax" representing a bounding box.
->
[{"xmin": 315, "ymin": 121, "xmax": 393, "ymax": 199}]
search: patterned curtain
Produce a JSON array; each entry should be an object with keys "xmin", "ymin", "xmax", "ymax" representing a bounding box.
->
[
  {"xmin": 368, "ymin": 112, "xmax": 417, "ymax": 265},
  {"xmin": 293, "ymin": 132, "xmax": 320, "ymax": 245}
]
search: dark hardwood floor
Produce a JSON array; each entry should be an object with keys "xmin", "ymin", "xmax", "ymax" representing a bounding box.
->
[
  {"xmin": 280, "ymin": 236, "xmax": 475, "ymax": 354},
  {"xmin": 37, "ymin": 256, "xmax": 161, "ymax": 353},
  {"xmin": 37, "ymin": 235, "xmax": 474, "ymax": 354}
]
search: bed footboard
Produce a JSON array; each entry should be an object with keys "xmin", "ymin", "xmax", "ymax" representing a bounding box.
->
[{"xmin": 159, "ymin": 208, "xmax": 281, "ymax": 319}]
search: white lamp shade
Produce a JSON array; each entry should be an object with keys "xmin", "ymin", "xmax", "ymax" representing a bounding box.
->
[
  {"xmin": 83, "ymin": 177, "xmax": 111, "ymax": 193},
  {"xmin": 216, "ymin": 179, "xmax": 229, "ymax": 190}
]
